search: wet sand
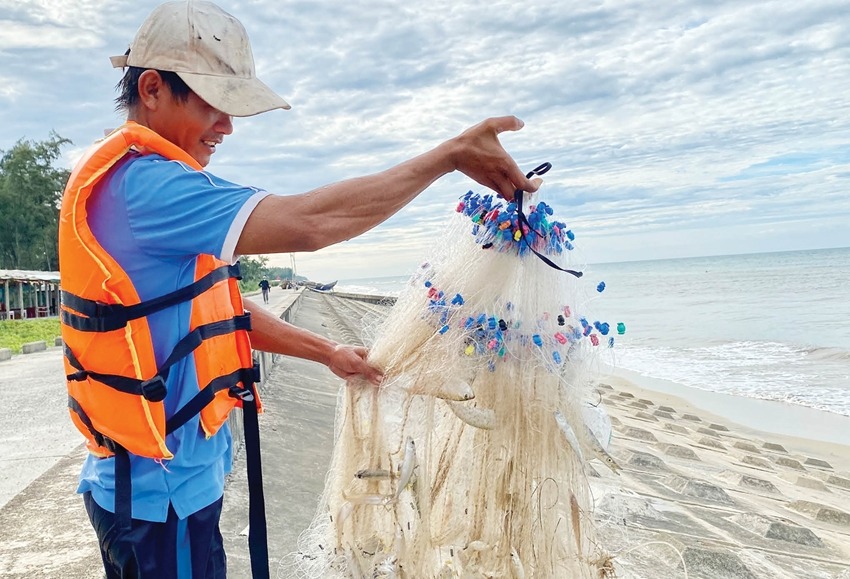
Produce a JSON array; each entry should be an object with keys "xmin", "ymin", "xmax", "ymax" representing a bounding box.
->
[{"xmin": 1, "ymin": 288, "xmax": 849, "ymax": 577}]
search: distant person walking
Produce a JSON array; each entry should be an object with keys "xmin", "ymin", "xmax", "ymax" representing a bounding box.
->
[
  {"xmin": 58, "ymin": 1, "xmax": 538, "ymax": 577},
  {"xmin": 258, "ymin": 277, "xmax": 271, "ymax": 304}
]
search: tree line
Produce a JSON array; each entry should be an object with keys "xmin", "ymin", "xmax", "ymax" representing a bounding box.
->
[
  {"xmin": 0, "ymin": 134, "xmax": 288, "ymax": 293},
  {"xmin": 0, "ymin": 134, "xmax": 69, "ymax": 271}
]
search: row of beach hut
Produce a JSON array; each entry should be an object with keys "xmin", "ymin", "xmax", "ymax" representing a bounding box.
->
[{"xmin": 0, "ymin": 269, "xmax": 61, "ymax": 320}]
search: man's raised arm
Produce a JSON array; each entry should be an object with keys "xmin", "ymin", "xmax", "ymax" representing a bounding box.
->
[{"xmin": 235, "ymin": 116, "xmax": 539, "ymax": 256}]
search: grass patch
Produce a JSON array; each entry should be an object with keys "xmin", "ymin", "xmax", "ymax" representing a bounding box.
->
[{"xmin": 0, "ymin": 319, "xmax": 61, "ymax": 353}]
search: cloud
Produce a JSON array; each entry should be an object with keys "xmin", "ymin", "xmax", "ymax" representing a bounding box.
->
[
  {"xmin": 0, "ymin": 20, "xmax": 101, "ymax": 49},
  {"xmin": 2, "ymin": 0, "xmax": 849, "ymax": 279}
]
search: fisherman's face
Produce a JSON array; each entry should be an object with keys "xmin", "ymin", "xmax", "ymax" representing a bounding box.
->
[{"xmin": 154, "ymin": 86, "xmax": 233, "ymax": 168}]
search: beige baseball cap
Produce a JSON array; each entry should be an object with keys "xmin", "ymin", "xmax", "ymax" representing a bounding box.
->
[{"xmin": 110, "ymin": 0, "xmax": 290, "ymax": 117}]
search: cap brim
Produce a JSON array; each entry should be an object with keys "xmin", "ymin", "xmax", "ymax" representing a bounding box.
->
[{"xmin": 176, "ymin": 72, "xmax": 291, "ymax": 117}]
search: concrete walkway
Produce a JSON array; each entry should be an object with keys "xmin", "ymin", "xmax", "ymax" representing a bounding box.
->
[
  {"xmin": 0, "ymin": 337, "xmax": 102, "ymax": 578},
  {"xmin": 220, "ymin": 289, "xmax": 366, "ymax": 577},
  {"xmin": 0, "ymin": 288, "xmax": 320, "ymax": 577}
]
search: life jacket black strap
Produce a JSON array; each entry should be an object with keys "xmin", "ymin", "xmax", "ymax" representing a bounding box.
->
[
  {"xmin": 113, "ymin": 445, "xmax": 132, "ymax": 531},
  {"xmin": 65, "ymin": 313, "xmax": 252, "ymax": 402},
  {"xmin": 66, "ymin": 346, "xmax": 137, "ymax": 393},
  {"xmin": 165, "ymin": 364, "xmax": 260, "ymax": 434},
  {"xmin": 158, "ymin": 313, "xmax": 252, "ymax": 375},
  {"xmin": 68, "ymin": 394, "xmax": 112, "ymax": 450},
  {"xmin": 61, "ymin": 263, "xmax": 242, "ymax": 333},
  {"xmin": 68, "ymin": 362, "xmax": 260, "ymax": 448},
  {"xmin": 68, "ymin": 394, "xmax": 130, "ymax": 530},
  {"xmin": 238, "ymin": 377, "xmax": 270, "ymax": 579}
]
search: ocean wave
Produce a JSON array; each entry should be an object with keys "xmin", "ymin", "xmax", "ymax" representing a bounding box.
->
[
  {"xmin": 335, "ymin": 275, "xmax": 410, "ymax": 297},
  {"xmin": 803, "ymin": 346, "xmax": 850, "ymax": 362},
  {"xmin": 617, "ymin": 362, "xmax": 850, "ymax": 418},
  {"xmin": 334, "ymin": 283, "xmax": 401, "ymax": 297},
  {"xmin": 723, "ymin": 388, "xmax": 850, "ymax": 418},
  {"xmin": 614, "ymin": 339, "xmax": 850, "ymax": 418}
]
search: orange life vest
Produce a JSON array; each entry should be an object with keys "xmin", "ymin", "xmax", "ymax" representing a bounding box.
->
[{"xmin": 58, "ymin": 121, "xmax": 262, "ymax": 460}]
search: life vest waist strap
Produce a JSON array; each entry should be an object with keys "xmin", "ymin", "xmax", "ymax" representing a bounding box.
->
[
  {"xmin": 65, "ymin": 313, "xmax": 252, "ymax": 402},
  {"xmin": 61, "ymin": 263, "xmax": 242, "ymax": 333}
]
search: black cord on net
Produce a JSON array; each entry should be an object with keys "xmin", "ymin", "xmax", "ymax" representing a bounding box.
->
[{"xmin": 514, "ymin": 162, "xmax": 583, "ymax": 278}]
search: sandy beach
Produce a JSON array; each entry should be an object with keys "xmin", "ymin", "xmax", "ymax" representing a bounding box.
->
[
  {"xmin": 1, "ymin": 288, "xmax": 849, "ymax": 577},
  {"xmin": 590, "ymin": 374, "xmax": 850, "ymax": 578}
]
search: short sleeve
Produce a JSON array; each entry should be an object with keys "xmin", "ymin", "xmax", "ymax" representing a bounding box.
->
[{"xmin": 122, "ymin": 156, "xmax": 270, "ymax": 262}]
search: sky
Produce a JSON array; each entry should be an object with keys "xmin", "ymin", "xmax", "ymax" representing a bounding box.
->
[{"xmin": 1, "ymin": 0, "xmax": 849, "ymax": 281}]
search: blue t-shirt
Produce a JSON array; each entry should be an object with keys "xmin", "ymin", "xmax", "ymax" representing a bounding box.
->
[{"xmin": 77, "ymin": 152, "xmax": 269, "ymax": 522}]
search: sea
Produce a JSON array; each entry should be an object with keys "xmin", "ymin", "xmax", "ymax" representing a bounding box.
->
[{"xmin": 336, "ymin": 247, "xmax": 850, "ymax": 419}]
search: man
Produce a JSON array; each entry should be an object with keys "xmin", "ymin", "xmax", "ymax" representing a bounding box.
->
[
  {"xmin": 59, "ymin": 1, "xmax": 538, "ymax": 578},
  {"xmin": 258, "ymin": 277, "xmax": 270, "ymax": 304}
]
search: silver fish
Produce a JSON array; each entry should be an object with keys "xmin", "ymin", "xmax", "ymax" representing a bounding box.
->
[
  {"xmin": 343, "ymin": 492, "xmax": 396, "ymax": 507},
  {"xmin": 554, "ymin": 410, "xmax": 584, "ymax": 461},
  {"xmin": 577, "ymin": 423, "xmax": 621, "ymax": 475},
  {"xmin": 395, "ymin": 437, "xmax": 417, "ymax": 499},
  {"xmin": 510, "ymin": 548, "xmax": 526, "ymax": 579},
  {"xmin": 355, "ymin": 468, "xmax": 392, "ymax": 480},
  {"xmin": 447, "ymin": 401, "xmax": 496, "ymax": 430},
  {"xmin": 409, "ymin": 377, "xmax": 476, "ymax": 401},
  {"xmin": 434, "ymin": 378, "xmax": 476, "ymax": 401}
]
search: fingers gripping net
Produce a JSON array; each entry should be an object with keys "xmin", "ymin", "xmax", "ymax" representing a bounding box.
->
[{"xmin": 282, "ymin": 188, "xmax": 616, "ymax": 578}]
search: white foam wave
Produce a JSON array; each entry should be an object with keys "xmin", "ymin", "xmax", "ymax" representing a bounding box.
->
[
  {"xmin": 804, "ymin": 346, "xmax": 850, "ymax": 362},
  {"xmin": 335, "ymin": 275, "xmax": 409, "ymax": 297},
  {"xmin": 334, "ymin": 283, "xmax": 401, "ymax": 297},
  {"xmin": 615, "ymin": 340, "xmax": 850, "ymax": 417}
]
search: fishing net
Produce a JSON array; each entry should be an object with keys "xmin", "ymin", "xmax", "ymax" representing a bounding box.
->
[{"xmin": 280, "ymin": 182, "xmax": 618, "ymax": 578}]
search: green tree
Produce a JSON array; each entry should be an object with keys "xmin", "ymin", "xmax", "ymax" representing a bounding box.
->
[
  {"xmin": 0, "ymin": 133, "xmax": 71, "ymax": 270},
  {"xmin": 237, "ymin": 255, "xmax": 269, "ymax": 292},
  {"xmin": 266, "ymin": 266, "xmax": 293, "ymax": 280},
  {"xmin": 266, "ymin": 266, "xmax": 307, "ymax": 283}
]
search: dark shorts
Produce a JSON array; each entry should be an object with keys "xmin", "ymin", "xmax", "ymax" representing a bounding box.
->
[{"xmin": 83, "ymin": 492, "xmax": 226, "ymax": 579}]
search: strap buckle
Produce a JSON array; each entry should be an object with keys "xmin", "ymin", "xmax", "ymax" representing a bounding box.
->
[
  {"xmin": 140, "ymin": 375, "xmax": 167, "ymax": 402},
  {"xmin": 229, "ymin": 385, "xmax": 255, "ymax": 403},
  {"xmin": 93, "ymin": 432, "xmax": 119, "ymax": 453},
  {"xmin": 229, "ymin": 363, "xmax": 261, "ymax": 402}
]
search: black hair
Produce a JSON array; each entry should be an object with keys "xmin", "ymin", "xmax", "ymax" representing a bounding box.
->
[{"xmin": 114, "ymin": 52, "xmax": 192, "ymax": 112}]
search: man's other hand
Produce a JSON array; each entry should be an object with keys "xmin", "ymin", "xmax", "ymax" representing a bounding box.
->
[{"xmin": 328, "ymin": 345, "xmax": 383, "ymax": 385}]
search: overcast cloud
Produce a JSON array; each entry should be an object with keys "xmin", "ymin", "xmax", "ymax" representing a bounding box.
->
[{"xmin": 1, "ymin": 0, "xmax": 848, "ymax": 280}]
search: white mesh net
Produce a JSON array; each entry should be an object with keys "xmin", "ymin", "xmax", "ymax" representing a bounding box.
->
[{"xmin": 280, "ymin": 187, "xmax": 617, "ymax": 578}]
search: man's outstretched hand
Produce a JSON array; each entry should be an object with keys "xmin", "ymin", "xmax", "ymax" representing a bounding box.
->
[{"xmin": 447, "ymin": 116, "xmax": 542, "ymax": 201}]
